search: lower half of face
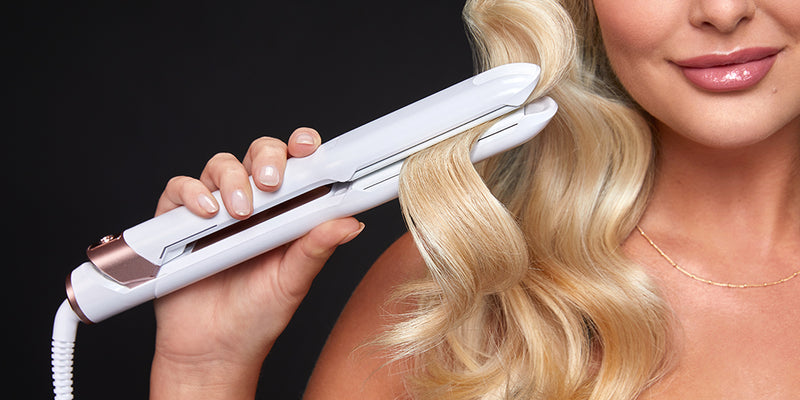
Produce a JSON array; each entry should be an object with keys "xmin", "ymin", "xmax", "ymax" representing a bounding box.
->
[{"xmin": 593, "ymin": 0, "xmax": 800, "ymax": 150}]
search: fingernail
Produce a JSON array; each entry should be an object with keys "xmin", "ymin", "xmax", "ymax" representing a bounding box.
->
[
  {"xmin": 295, "ymin": 132, "xmax": 315, "ymax": 145},
  {"xmin": 339, "ymin": 223, "xmax": 365, "ymax": 245},
  {"xmin": 231, "ymin": 189, "xmax": 252, "ymax": 217},
  {"xmin": 257, "ymin": 165, "xmax": 280, "ymax": 187},
  {"xmin": 197, "ymin": 194, "xmax": 219, "ymax": 214}
]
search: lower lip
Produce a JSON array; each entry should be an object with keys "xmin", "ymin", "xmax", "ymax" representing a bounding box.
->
[{"xmin": 679, "ymin": 55, "xmax": 777, "ymax": 92}]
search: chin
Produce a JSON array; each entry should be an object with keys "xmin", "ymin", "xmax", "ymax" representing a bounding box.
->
[{"xmin": 655, "ymin": 118, "xmax": 795, "ymax": 152}]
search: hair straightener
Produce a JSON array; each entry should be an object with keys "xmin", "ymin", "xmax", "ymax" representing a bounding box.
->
[{"xmin": 50, "ymin": 62, "xmax": 557, "ymax": 399}]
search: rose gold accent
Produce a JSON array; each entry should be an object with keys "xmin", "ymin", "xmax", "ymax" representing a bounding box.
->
[
  {"xmin": 65, "ymin": 274, "xmax": 93, "ymax": 324},
  {"xmin": 98, "ymin": 235, "xmax": 115, "ymax": 244},
  {"xmin": 81, "ymin": 184, "xmax": 332, "ymax": 291},
  {"xmin": 86, "ymin": 233, "xmax": 160, "ymax": 287}
]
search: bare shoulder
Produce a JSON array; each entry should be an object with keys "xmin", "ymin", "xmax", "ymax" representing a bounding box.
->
[{"xmin": 303, "ymin": 232, "xmax": 427, "ymax": 399}]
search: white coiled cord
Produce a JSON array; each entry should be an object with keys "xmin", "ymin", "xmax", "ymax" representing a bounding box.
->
[{"xmin": 52, "ymin": 300, "xmax": 81, "ymax": 400}]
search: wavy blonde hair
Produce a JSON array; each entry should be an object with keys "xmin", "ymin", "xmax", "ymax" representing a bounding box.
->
[{"xmin": 383, "ymin": 0, "xmax": 672, "ymax": 399}]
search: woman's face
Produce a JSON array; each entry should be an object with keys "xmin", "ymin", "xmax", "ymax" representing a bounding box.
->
[{"xmin": 593, "ymin": 0, "xmax": 800, "ymax": 148}]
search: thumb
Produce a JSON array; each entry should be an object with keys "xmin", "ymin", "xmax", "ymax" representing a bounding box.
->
[{"xmin": 277, "ymin": 217, "xmax": 365, "ymax": 300}]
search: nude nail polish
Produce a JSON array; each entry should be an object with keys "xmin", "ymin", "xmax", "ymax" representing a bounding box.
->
[
  {"xmin": 230, "ymin": 189, "xmax": 252, "ymax": 216},
  {"xmin": 295, "ymin": 132, "xmax": 315, "ymax": 145},
  {"xmin": 339, "ymin": 223, "xmax": 366, "ymax": 245},
  {"xmin": 258, "ymin": 165, "xmax": 280, "ymax": 187},
  {"xmin": 197, "ymin": 194, "xmax": 219, "ymax": 214}
]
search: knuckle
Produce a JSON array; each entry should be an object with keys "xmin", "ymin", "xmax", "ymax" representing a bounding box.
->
[
  {"xmin": 252, "ymin": 136, "xmax": 288, "ymax": 148},
  {"xmin": 250, "ymin": 136, "xmax": 286, "ymax": 153},
  {"xmin": 301, "ymin": 233, "xmax": 336, "ymax": 261},
  {"xmin": 204, "ymin": 152, "xmax": 248, "ymax": 178},
  {"xmin": 165, "ymin": 175, "xmax": 192, "ymax": 190},
  {"xmin": 250, "ymin": 137, "xmax": 288, "ymax": 159},
  {"xmin": 205, "ymin": 152, "xmax": 238, "ymax": 168}
]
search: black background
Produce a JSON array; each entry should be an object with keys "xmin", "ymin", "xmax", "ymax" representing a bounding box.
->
[{"xmin": 6, "ymin": 1, "xmax": 473, "ymax": 398}]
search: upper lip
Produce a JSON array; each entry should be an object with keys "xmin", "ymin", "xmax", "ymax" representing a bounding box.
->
[{"xmin": 673, "ymin": 47, "xmax": 781, "ymax": 68}]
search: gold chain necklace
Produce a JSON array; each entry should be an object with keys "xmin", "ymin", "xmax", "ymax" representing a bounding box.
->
[{"xmin": 635, "ymin": 225, "xmax": 800, "ymax": 289}]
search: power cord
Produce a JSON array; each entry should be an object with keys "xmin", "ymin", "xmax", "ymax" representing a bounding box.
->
[{"xmin": 52, "ymin": 300, "xmax": 81, "ymax": 400}]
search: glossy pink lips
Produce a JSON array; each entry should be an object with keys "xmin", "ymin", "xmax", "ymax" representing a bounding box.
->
[{"xmin": 675, "ymin": 47, "xmax": 779, "ymax": 92}]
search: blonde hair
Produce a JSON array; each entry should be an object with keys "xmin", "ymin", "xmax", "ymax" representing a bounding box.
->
[{"xmin": 382, "ymin": 0, "xmax": 672, "ymax": 398}]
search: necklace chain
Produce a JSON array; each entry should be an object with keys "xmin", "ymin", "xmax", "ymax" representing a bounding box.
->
[{"xmin": 635, "ymin": 225, "xmax": 800, "ymax": 289}]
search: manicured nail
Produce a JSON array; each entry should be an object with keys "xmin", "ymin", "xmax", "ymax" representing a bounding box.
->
[
  {"xmin": 339, "ymin": 223, "xmax": 365, "ymax": 245},
  {"xmin": 295, "ymin": 132, "xmax": 315, "ymax": 145},
  {"xmin": 197, "ymin": 194, "xmax": 219, "ymax": 214},
  {"xmin": 230, "ymin": 189, "xmax": 252, "ymax": 217},
  {"xmin": 257, "ymin": 165, "xmax": 280, "ymax": 187}
]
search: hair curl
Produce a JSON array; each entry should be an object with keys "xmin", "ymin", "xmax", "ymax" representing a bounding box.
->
[{"xmin": 382, "ymin": 1, "xmax": 673, "ymax": 399}]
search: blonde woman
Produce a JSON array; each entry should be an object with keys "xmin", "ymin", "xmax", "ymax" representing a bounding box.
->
[{"xmin": 151, "ymin": 0, "xmax": 799, "ymax": 399}]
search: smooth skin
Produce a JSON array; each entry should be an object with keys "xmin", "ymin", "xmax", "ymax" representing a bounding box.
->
[
  {"xmin": 150, "ymin": 128, "xmax": 366, "ymax": 399},
  {"xmin": 594, "ymin": 0, "xmax": 800, "ymax": 398},
  {"xmin": 150, "ymin": 0, "xmax": 799, "ymax": 399}
]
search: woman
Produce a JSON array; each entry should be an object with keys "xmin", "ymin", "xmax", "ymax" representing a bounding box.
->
[{"xmin": 150, "ymin": 0, "xmax": 799, "ymax": 398}]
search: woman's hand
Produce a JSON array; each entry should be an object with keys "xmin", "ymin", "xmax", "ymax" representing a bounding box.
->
[{"xmin": 149, "ymin": 128, "xmax": 364, "ymax": 400}]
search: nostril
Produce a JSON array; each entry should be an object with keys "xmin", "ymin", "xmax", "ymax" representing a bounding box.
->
[{"xmin": 690, "ymin": 0, "xmax": 755, "ymax": 33}]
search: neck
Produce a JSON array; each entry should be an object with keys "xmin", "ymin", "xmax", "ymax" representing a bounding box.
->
[{"xmin": 639, "ymin": 120, "xmax": 799, "ymax": 276}]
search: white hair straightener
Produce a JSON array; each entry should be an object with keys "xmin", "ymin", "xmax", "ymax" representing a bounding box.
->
[{"xmin": 51, "ymin": 62, "xmax": 557, "ymax": 399}]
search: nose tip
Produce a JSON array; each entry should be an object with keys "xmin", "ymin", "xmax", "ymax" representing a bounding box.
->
[{"xmin": 690, "ymin": 0, "xmax": 756, "ymax": 33}]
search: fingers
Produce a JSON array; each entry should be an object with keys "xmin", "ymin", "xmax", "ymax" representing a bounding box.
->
[
  {"xmin": 156, "ymin": 176, "xmax": 219, "ymax": 217},
  {"xmin": 243, "ymin": 128, "xmax": 322, "ymax": 192},
  {"xmin": 277, "ymin": 218, "xmax": 365, "ymax": 300},
  {"xmin": 243, "ymin": 137, "xmax": 288, "ymax": 192},
  {"xmin": 287, "ymin": 127, "xmax": 321, "ymax": 158},
  {"xmin": 200, "ymin": 152, "xmax": 253, "ymax": 219},
  {"xmin": 158, "ymin": 127, "xmax": 323, "ymax": 220}
]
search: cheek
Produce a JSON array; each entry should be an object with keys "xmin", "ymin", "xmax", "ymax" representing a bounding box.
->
[
  {"xmin": 594, "ymin": 0, "xmax": 680, "ymax": 52},
  {"xmin": 592, "ymin": 0, "xmax": 681, "ymax": 100},
  {"xmin": 593, "ymin": 0, "xmax": 671, "ymax": 54},
  {"xmin": 772, "ymin": 0, "xmax": 800, "ymax": 32}
]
